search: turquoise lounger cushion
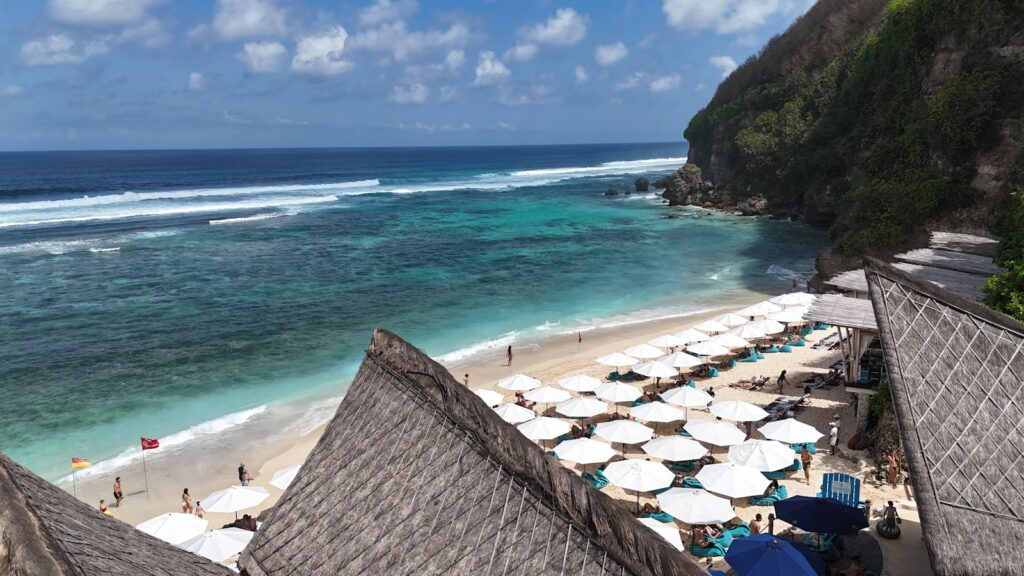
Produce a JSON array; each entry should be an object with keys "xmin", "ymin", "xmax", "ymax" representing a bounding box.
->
[
  {"xmin": 642, "ymin": 511, "xmax": 676, "ymax": 523},
  {"xmin": 792, "ymin": 443, "xmax": 816, "ymax": 454},
  {"xmin": 780, "ymin": 344, "xmax": 793, "ymax": 353},
  {"xmin": 682, "ymin": 477, "xmax": 705, "ymax": 490},
  {"xmin": 747, "ymin": 485, "xmax": 788, "ymax": 505},
  {"xmin": 686, "ymin": 379, "xmax": 697, "ymax": 388},
  {"xmin": 765, "ymin": 345, "xmax": 779, "ymax": 353},
  {"xmin": 709, "ymin": 367, "xmax": 720, "ymax": 377},
  {"xmin": 725, "ymin": 523, "xmax": 750, "ymax": 539},
  {"xmin": 739, "ymin": 356, "xmax": 758, "ymax": 363}
]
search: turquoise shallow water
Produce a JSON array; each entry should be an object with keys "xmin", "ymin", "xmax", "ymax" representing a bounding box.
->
[{"xmin": 0, "ymin": 143, "xmax": 826, "ymax": 480}]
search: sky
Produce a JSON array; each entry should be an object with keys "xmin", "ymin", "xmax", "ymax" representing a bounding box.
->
[{"xmin": 0, "ymin": 0, "xmax": 816, "ymax": 151}]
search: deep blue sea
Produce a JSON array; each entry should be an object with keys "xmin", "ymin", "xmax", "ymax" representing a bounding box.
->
[{"xmin": 0, "ymin": 143, "xmax": 826, "ymax": 480}]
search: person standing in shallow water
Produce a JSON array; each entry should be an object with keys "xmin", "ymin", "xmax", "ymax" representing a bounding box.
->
[{"xmin": 506, "ymin": 346, "xmax": 513, "ymax": 367}]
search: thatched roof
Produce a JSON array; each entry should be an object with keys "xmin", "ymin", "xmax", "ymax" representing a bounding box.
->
[
  {"xmin": 0, "ymin": 453, "xmax": 233, "ymax": 576},
  {"xmin": 805, "ymin": 293, "xmax": 878, "ymax": 331},
  {"xmin": 864, "ymin": 259, "xmax": 1024, "ymax": 576},
  {"xmin": 240, "ymin": 329, "xmax": 703, "ymax": 576}
]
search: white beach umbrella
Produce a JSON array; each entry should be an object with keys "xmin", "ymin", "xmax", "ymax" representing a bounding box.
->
[
  {"xmin": 696, "ymin": 463, "xmax": 771, "ymax": 499},
  {"xmin": 630, "ymin": 401, "xmax": 686, "ymax": 423},
  {"xmin": 524, "ymin": 385, "xmax": 570, "ymax": 404},
  {"xmin": 709, "ymin": 400, "xmax": 769, "ymax": 422},
  {"xmin": 657, "ymin": 488, "xmax": 736, "ymax": 525},
  {"xmin": 737, "ymin": 301, "xmax": 783, "ymax": 318},
  {"xmin": 178, "ymin": 528, "xmax": 254, "ymax": 562},
  {"xmin": 693, "ymin": 319, "xmax": 729, "ymax": 334},
  {"xmin": 553, "ymin": 437, "xmax": 616, "ymax": 465},
  {"xmin": 729, "ymin": 324, "xmax": 767, "ymax": 341},
  {"xmin": 604, "ymin": 459, "xmax": 675, "ymax": 493},
  {"xmin": 686, "ymin": 341, "xmax": 731, "ymax": 358},
  {"xmin": 767, "ymin": 307, "xmax": 809, "ymax": 324},
  {"xmin": 748, "ymin": 318, "xmax": 785, "ymax": 335},
  {"xmin": 769, "ymin": 292, "xmax": 816, "ymax": 307},
  {"xmin": 136, "ymin": 513, "xmax": 208, "ymax": 545},
  {"xmin": 494, "ymin": 403, "xmax": 536, "ymax": 424},
  {"xmin": 517, "ymin": 416, "xmax": 571, "ymax": 440},
  {"xmin": 674, "ymin": 327, "xmax": 710, "ymax": 344},
  {"xmin": 269, "ymin": 463, "xmax": 301, "ymax": 490},
  {"xmin": 712, "ymin": 312, "xmax": 749, "ymax": 327},
  {"xmin": 497, "ymin": 373, "xmax": 541, "ymax": 391},
  {"xmin": 728, "ymin": 439, "xmax": 796, "ymax": 471},
  {"xmin": 709, "ymin": 333, "xmax": 751, "ymax": 350},
  {"xmin": 474, "ymin": 389, "xmax": 504, "ymax": 407},
  {"xmin": 648, "ymin": 334, "xmax": 686, "ymax": 348},
  {"xmin": 557, "ymin": 373, "xmax": 603, "ymax": 392},
  {"xmin": 638, "ymin": 517, "xmax": 684, "ymax": 551},
  {"xmin": 596, "ymin": 352, "xmax": 639, "ymax": 367},
  {"xmin": 642, "ymin": 436, "xmax": 708, "ymax": 461},
  {"xmin": 758, "ymin": 418, "xmax": 824, "ymax": 445},
  {"xmin": 595, "ymin": 420, "xmax": 654, "ymax": 445},
  {"xmin": 595, "ymin": 382, "xmax": 643, "ymax": 404},
  {"xmin": 555, "ymin": 397, "xmax": 608, "ymax": 419},
  {"xmin": 660, "ymin": 386, "xmax": 713, "ymax": 408},
  {"xmin": 658, "ymin": 351, "xmax": 703, "ymax": 369},
  {"xmin": 632, "ymin": 361, "xmax": 678, "ymax": 379},
  {"xmin": 623, "ymin": 343, "xmax": 665, "ymax": 360},
  {"xmin": 202, "ymin": 485, "xmax": 270, "ymax": 515},
  {"xmin": 683, "ymin": 419, "xmax": 746, "ymax": 447}
]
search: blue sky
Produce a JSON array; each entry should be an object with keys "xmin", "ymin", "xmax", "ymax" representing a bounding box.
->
[{"xmin": 0, "ymin": 0, "xmax": 815, "ymax": 150}]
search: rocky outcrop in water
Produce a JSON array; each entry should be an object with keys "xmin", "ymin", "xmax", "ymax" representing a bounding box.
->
[{"xmin": 634, "ymin": 177, "xmax": 649, "ymax": 192}]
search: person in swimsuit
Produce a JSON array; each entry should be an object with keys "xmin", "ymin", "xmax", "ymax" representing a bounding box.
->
[
  {"xmin": 750, "ymin": 513, "xmax": 763, "ymax": 535},
  {"xmin": 182, "ymin": 488, "xmax": 193, "ymax": 514},
  {"xmin": 777, "ymin": 370, "xmax": 788, "ymax": 394},
  {"xmin": 195, "ymin": 501, "xmax": 205, "ymax": 519},
  {"xmin": 113, "ymin": 477, "xmax": 124, "ymax": 508},
  {"xmin": 506, "ymin": 345, "xmax": 513, "ymax": 367},
  {"xmin": 886, "ymin": 451, "xmax": 899, "ymax": 487},
  {"xmin": 463, "ymin": 374, "xmax": 469, "ymax": 386},
  {"xmin": 882, "ymin": 501, "xmax": 900, "ymax": 530},
  {"xmin": 99, "ymin": 499, "xmax": 109, "ymax": 514},
  {"xmin": 801, "ymin": 446, "xmax": 813, "ymax": 484}
]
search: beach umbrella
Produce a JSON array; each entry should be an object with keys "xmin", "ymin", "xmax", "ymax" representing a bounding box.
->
[
  {"xmin": 605, "ymin": 459, "xmax": 675, "ymax": 511},
  {"xmin": 638, "ymin": 517, "xmax": 684, "ymax": 551},
  {"xmin": 737, "ymin": 301, "xmax": 783, "ymax": 318},
  {"xmin": 709, "ymin": 333, "xmax": 751, "ymax": 350},
  {"xmin": 648, "ymin": 334, "xmax": 686, "ymax": 348},
  {"xmin": 474, "ymin": 388, "xmax": 504, "ymax": 407},
  {"xmin": 497, "ymin": 373, "xmax": 541, "ymax": 391},
  {"xmin": 728, "ymin": 440, "xmax": 796, "ymax": 472},
  {"xmin": 623, "ymin": 343, "xmax": 665, "ymax": 360},
  {"xmin": 595, "ymin": 382, "xmax": 643, "ymax": 404},
  {"xmin": 494, "ymin": 403, "xmax": 536, "ymax": 424},
  {"xmin": 712, "ymin": 312, "xmax": 749, "ymax": 327},
  {"xmin": 710, "ymin": 400, "xmax": 770, "ymax": 422},
  {"xmin": 269, "ymin": 463, "xmax": 301, "ymax": 490},
  {"xmin": 693, "ymin": 319, "xmax": 729, "ymax": 334},
  {"xmin": 673, "ymin": 327, "xmax": 710, "ymax": 344},
  {"xmin": 769, "ymin": 292, "xmax": 816, "ymax": 307},
  {"xmin": 773, "ymin": 496, "xmax": 869, "ymax": 535},
  {"xmin": 202, "ymin": 485, "xmax": 270, "ymax": 517},
  {"xmin": 725, "ymin": 534, "xmax": 826, "ymax": 576},
  {"xmin": 684, "ymin": 419, "xmax": 746, "ymax": 447},
  {"xmin": 517, "ymin": 416, "xmax": 571, "ymax": 440},
  {"xmin": 657, "ymin": 488, "xmax": 736, "ymax": 524},
  {"xmin": 686, "ymin": 341, "xmax": 731, "ymax": 358},
  {"xmin": 630, "ymin": 401, "xmax": 686, "ymax": 424},
  {"xmin": 660, "ymin": 386, "xmax": 713, "ymax": 408},
  {"xmin": 632, "ymin": 361, "xmax": 678, "ymax": 380},
  {"xmin": 557, "ymin": 373, "xmax": 602, "ymax": 392},
  {"xmin": 767, "ymin": 307, "xmax": 809, "ymax": 324},
  {"xmin": 524, "ymin": 385, "xmax": 570, "ymax": 404},
  {"xmin": 178, "ymin": 528, "xmax": 254, "ymax": 562},
  {"xmin": 748, "ymin": 319, "xmax": 785, "ymax": 335},
  {"xmin": 596, "ymin": 352, "xmax": 639, "ymax": 368},
  {"xmin": 697, "ymin": 463, "xmax": 770, "ymax": 499},
  {"xmin": 658, "ymin": 351, "xmax": 703, "ymax": 369},
  {"xmin": 594, "ymin": 420, "xmax": 654, "ymax": 448},
  {"xmin": 555, "ymin": 397, "xmax": 608, "ymax": 419},
  {"xmin": 553, "ymin": 437, "xmax": 615, "ymax": 465},
  {"xmin": 758, "ymin": 419, "xmax": 824, "ymax": 445},
  {"xmin": 642, "ymin": 436, "xmax": 708, "ymax": 461},
  {"xmin": 729, "ymin": 324, "xmax": 767, "ymax": 341},
  {"xmin": 136, "ymin": 513, "xmax": 208, "ymax": 545}
]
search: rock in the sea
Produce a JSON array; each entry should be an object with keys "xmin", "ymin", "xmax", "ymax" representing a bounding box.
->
[
  {"xmin": 653, "ymin": 176, "xmax": 670, "ymax": 189},
  {"xmin": 603, "ymin": 188, "xmax": 619, "ymax": 196},
  {"xmin": 660, "ymin": 163, "xmax": 719, "ymax": 206},
  {"xmin": 736, "ymin": 194, "xmax": 768, "ymax": 216},
  {"xmin": 634, "ymin": 177, "xmax": 650, "ymax": 192}
]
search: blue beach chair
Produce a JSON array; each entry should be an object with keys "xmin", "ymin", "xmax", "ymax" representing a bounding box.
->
[{"xmin": 817, "ymin": 472, "xmax": 865, "ymax": 508}]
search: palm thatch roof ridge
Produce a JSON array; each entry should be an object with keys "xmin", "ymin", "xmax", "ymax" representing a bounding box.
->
[
  {"xmin": 240, "ymin": 328, "xmax": 703, "ymax": 576},
  {"xmin": 0, "ymin": 452, "xmax": 233, "ymax": 576},
  {"xmin": 864, "ymin": 258, "xmax": 1024, "ymax": 576}
]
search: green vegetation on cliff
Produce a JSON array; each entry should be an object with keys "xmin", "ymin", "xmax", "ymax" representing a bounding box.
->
[{"xmin": 984, "ymin": 189, "xmax": 1024, "ymax": 321}]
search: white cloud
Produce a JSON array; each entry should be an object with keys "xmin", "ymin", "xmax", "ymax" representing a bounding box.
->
[
  {"xmin": 521, "ymin": 7, "xmax": 587, "ymax": 46},
  {"xmin": 504, "ymin": 43, "xmax": 538, "ymax": 62},
  {"xmin": 238, "ymin": 41, "xmax": 287, "ymax": 73},
  {"xmin": 48, "ymin": 0, "xmax": 162, "ymax": 27},
  {"xmin": 188, "ymin": 72, "xmax": 204, "ymax": 90},
  {"xmin": 616, "ymin": 71, "xmax": 646, "ymax": 90},
  {"xmin": 359, "ymin": 0, "xmax": 417, "ymax": 26},
  {"xmin": 494, "ymin": 121, "xmax": 516, "ymax": 131},
  {"xmin": 390, "ymin": 83, "xmax": 429, "ymax": 104},
  {"xmin": 662, "ymin": 0, "xmax": 808, "ymax": 34},
  {"xmin": 348, "ymin": 21, "xmax": 470, "ymax": 62},
  {"xmin": 1, "ymin": 85, "xmax": 24, "ymax": 96},
  {"xmin": 213, "ymin": 0, "xmax": 287, "ymax": 40},
  {"xmin": 292, "ymin": 26, "xmax": 353, "ymax": 77},
  {"xmin": 20, "ymin": 34, "xmax": 110, "ymax": 66},
  {"xmin": 594, "ymin": 41, "xmax": 628, "ymax": 66},
  {"xmin": 575, "ymin": 65, "xmax": 588, "ymax": 83},
  {"xmin": 709, "ymin": 55, "xmax": 738, "ymax": 77},
  {"xmin": 472, "ymin": 50, "xmax": 510, "ymax": 86},
  {"xmin": 649, "ymin": 74, "xmax": 681, "ymax": 92},
  {"xmin": 444, "ymin": 49, "xmax": 465, "ymax": 71},
  {"xmin": 116, "ymin": 19, "xmax": 168, "ymax": 49},
  {"xmin": 396, "ymin": 121, "xmax": 471, "ymax": 133}
]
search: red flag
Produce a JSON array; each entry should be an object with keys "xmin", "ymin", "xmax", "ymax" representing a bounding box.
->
[
  {"xmin": 141, "ymin": 437, "xmax": 160, "ymax": 450},
  {"xmin": 71, "ymin": 457, "xmax": 91, "ymax": 469}
]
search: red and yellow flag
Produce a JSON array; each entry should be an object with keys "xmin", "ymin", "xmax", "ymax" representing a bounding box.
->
[{"xmin": 71, "ymin": 457, "xmax": 91, "ymax": 469}]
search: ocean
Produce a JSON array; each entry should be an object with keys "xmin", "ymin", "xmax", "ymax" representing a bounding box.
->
[{"xmin": 0, "ymin": 142, "xmax": 826, "ymax": 481}]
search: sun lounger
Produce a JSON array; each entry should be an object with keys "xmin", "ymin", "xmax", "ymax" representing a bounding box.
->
[
  {"xmin": 791, "ymin": 442, "xmax": 816, "ymax": 454},
  {"xmin": 583, "ymin": 471, "xmax": 609, "ymax": 490},
  {"xmin": 686, "ymin": 379, "xmax": 697, "ymax": 388},
  {"xmin": 726, "ymin": 359, "xmax": 737, "ymax": 367},
  {"xmin": 762, "ymin": 458, "xmax": 801, "ymax": 480},
  {"xmin": 668, "ymin": 461, "xmax": 696, "ymax": 473},
  {"xmin": 813, "ymin": 321, "xmax": 830, "ymax": 330},
  {"xmin": 682, "ymin": 476, "xmax": 705, "ymax": 490},
  {"xmin": 689, "ymin": 531, "xmax": 734, "ymax": 557},
  {"xmin": 779, "ymin": 344, "xmax": 793, "ymax": 353},
  {"xmin": 747, "ymin": 484, "xmax": 789, "ymax": 506},
  {"xmin": 800, "ymin": 326, "xmax": 813, "ymax": 337},
  {"xmin": 730, "ymin": 381, "xmax": 756, "ymax": 390},
  {"xmin": 642, "ymin": 511, "xmax": 676, "ymax": 523},
  {"xmin": 709, "ymin": 366, "xmax": 719, "ymax": 377},
  {"xmin": 764, "ymin": 345, "xmax": 779, "ymax": 353},
  {"xmin": 725, "ymin": 522, "xmax": 750, "ymax": 539},
  {"xmin": 739, "ymin": 355, "xmax": 758, "ymax": 363},
  {"xmin": 817, "ymin": 472, "xmax": 864, "ymax": 508}
]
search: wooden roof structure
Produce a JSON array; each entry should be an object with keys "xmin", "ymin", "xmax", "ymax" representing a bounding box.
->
[
  {"xmin": 239, "ymin": 329, "xmax": 703, "ymax": 576},
  {"xmin": 865, "ymin": 259, "xmax": 1024, "ymax": 576},
  {"xmin": 0, "ymin": 453, "xmax": 233, "ymax": 576},
  {"xmin": 805, "ymin": 293, "xmax": 878, "ymax": 331}
]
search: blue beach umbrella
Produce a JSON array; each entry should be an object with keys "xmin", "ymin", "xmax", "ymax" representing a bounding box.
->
[
  {"xmin": 725, "ymin": 534, "xmax": 825, "ymax": 576},
  {"xmin": 773, "ymin": 496, "xmax": 868, "ymax": 535},
  {"xmin": 708, "ymin": 571, "xmax": 727, "ymax": 576}
]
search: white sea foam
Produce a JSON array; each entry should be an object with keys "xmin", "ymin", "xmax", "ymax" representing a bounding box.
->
[
  {"xmin": 88, "ymin": 247, "xmax": 120, "ymax": 253},
  {"xmin": 560, "ymin": 306, "xmax": 726, "ymax": 335},
  {"xmin": 0, "ymin": 229, "xmax": 181, "ymax": 256},
  {"xmin": 209, "ymin": 212, "xmax": 289, "ymax": 225},
  {"xmin": 533, "ymin": 320, "xmax": 560, "ymax": 332},
  {"xmin": 436, "ymin": 331, "xmax": 520, "ymax": 364},
  {"xmin": 767, "ymin": 264, "xmax": 807, "ymax": 283},
  {"xmin": 508, "ymin": 157, "xmax": 686, "ymax": 178}
]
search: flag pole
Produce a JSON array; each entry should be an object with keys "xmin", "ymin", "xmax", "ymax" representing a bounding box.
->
[
  {"xmin": 142, "ymin": 448, "xmax": 150, "ymax": 498},
  {"xmin": 72, "ymin": 467, "xmax": 77, "ymax": 498}
]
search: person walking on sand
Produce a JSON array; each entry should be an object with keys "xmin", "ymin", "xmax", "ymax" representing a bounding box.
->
[
  {"xmin": 181, "ymin": 488, "xmax": 193, "ymax": 514},
  {"xmin": 195, "ymin": 501, "xmax": 205, "ymax": 519},
  {"xmin": 506, "ymin": 345, "xmax": 513, "ymax": 367},
  {"xmin": 238, "ymin": 463, "xmax": 250, "ymax": 486},
  {"xmin": 112, "ymin": 476, "xmax": 123, "ymax": 508},
  {"xmin": 463, "ymin": 374, "xmax": 469, "ymax": 386},
  {"xmin": 887, "ymin": 451, "xmax": 900, "ymax": 487},
  {"xmin": 801, "ymin": 445, "xmax": 813, "ymax": 484},
  {"xmin": 829, "ymin": 423, "xmax": 840, "ymax": 455},
  {"xmin": 777, "ymin": 370, "xmax": 788, "ymax": 394}
]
